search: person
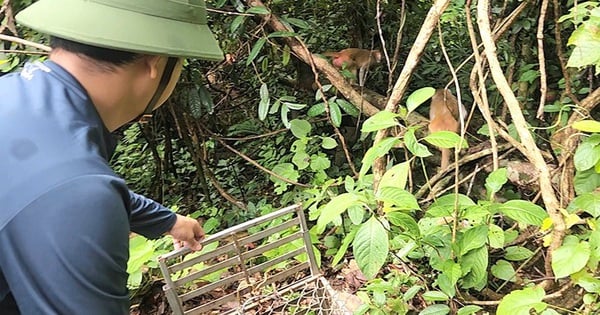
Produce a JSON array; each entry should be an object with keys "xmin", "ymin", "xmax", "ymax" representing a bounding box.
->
[{"xmin": 0, "ymin": 0, "xmax": 224, "ymax": 313}]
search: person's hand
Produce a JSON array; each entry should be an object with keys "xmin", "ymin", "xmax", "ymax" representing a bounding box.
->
[{"xmin": 167, "ymin": 214, "xmax": 204, "ymax": 251}]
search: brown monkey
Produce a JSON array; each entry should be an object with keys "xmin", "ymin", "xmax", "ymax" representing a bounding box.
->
[
  {"xmin": 323, "ymin": 48, "xmax": 382, "ymax": 86},
  {"xmin": 428, "ymin": 89, "xmax": 465, "ymax": 169}
]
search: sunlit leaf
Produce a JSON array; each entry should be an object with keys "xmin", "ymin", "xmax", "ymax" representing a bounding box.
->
[
  {"xmin": 353, "ymin": 216, "xmax": 389, "ymax": 279},
  {"xmin": 573, "ymin": 120, "xmax": 600, "ymax": 133},
  {"xmin": 315, "ymin": 193, "xmax": 362, "ymax": 234},
  {"xmin": 498, "ymin": 200, "xmax": 548, "ymax": 226},
  {"xmin": 258, "ymin": 83, "xmax": 269, "ymax": 120},
  {"xmin": 406, "ymin": 87, "xmax": 435, "ymax": 114},
  {"xmin": 361, "ymin": 111, "xmax": 400, "ymax": 133},
  {"xmin": 424, "ymin": 131, "xmax": 468, "ymax": 149},
  {"xmin": 496, "ymin": 286, "xmax": 546, "ymax": 315},
  {"xmin": 552, "ymin": 240, "xmax": 590, "ymax": 278}
]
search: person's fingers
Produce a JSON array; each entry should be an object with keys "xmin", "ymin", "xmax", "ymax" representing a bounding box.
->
[{"xmin": 186, "ymin": 238, "xmax": 202, "ymax": 251}]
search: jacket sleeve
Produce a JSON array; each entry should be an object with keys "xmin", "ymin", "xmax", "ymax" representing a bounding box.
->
[{"xmin": 128, "ymin": 190, "xmax": 177, "ymax": 239}]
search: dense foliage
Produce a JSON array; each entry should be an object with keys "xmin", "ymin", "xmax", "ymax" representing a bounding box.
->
[{"xmin": 4, "ymin": 0, "xmax": 600, "ymax": 313}]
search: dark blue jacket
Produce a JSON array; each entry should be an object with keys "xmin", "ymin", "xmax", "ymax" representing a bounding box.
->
[{"xmin": 0, "ymin": 60, "xmax": 177, "ymax": 314}]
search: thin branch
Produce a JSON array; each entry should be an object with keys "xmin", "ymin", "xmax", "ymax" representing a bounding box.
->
[
  {"xmin": 536, "ymin": 0, "xmax": 550, "ymax": 119},
  {"xmin": 0, "ymin": 33, "xmax": 51, "ymax": 52}
]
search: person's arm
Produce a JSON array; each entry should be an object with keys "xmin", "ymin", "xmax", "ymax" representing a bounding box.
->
[
  {"xmin": 128, "ymin": 191, "xmax": 205, "ymax": 250},
  {"xmin": 128, "ymin": 190, "xmax": 177, "ymax": 239}
]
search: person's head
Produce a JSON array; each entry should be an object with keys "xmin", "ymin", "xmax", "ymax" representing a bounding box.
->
[{"xmin": 16, "ymin": 0, "xmax": 223, "ymax": 127}]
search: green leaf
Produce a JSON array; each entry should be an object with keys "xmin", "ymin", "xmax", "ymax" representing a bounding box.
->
[
  {"xmin": 573, "ymin": 120, "xmax": 600, "ymax": 133},
  {"xmin": 460, "ymin": 246, "xmax": 488, "ymax": 290},
  {"xmin": 309, "ymin": 153, "xmax": 330, "ymax": 171},
  {"xmin": 552, "ymin": 240, "xmax": 591, "ymax": 278},
  {"xmin": 289, "ymin": 119, "xmax": 311, "ymax": 138},
  {"xmin": 418, "ymin": 304, "xmax": 451, "ymax": 315},
  {"xmin": 258, "ymin": 83, "xmax": 269, "ymax": 120},
  {"xmin": 292, "ymin": 151, "xmax": 310, "ymax": 170},
  {"xmin": 267, "ymin": 31, "xmax": 297, "ymax": 38},
  {"xmin": 572, "ymin": 270, "xmax": 600, "ymax": 293},
  {"xmin": 332, "ymin": 228, "xmax": 357, "ymax": 267},
  {"xmin": 230, "ymin": 15, "xmax": 246, "ymax": 33},
  {"xmin": 353, "ymin": 216, "xmax": 389, "ymax": 279},
  {"xmin": 574, "ymin": 141, "xmax": 600, "ymax": 171},
  {"xmin": 498, "ymin": 200, "xmax": 548, "ymax": 226},
  {"xmin": 336, "ymin": 99, "xmax": 360, "ymax": 117},
  {"xmin": 281, "ymin": 102, "xmax": 290, "ymax": 128},
  {"xmin": 485, "ymin": 168, "xmax": 508, "ymax": 196},
  {"xmin": 348, "ymin": 205, "xmax": 365, "ymax": 225},
  {"xmin": 457, "ymin": 305, "xmax": 483, "ymax": 315},
  {"xmin": 424, "ymin": 131, "xmax": 468, "ymax": 149},
  {"xmin": 361, "ymin": 110, "xmax": 400, "ymax": 133},
  {"xmin": 377, "ymin": 187, "xmax": 420, "ymax": 210},
  {"xmin": 459, "ymin": 225, "xmax": 488, "ymax": 256},
  {"xmin": 567, "ymin": 23, "xmax": 600, "ymax": 70},
  {"xmin": 315, "ymin": 193, "xmax": 362, "ymax": 234},
  {"xmin": 422, "ymin": 291, "xmax": 449, "ymax": 302},
  {"xmin": 497, "ymin": 286, "xmax": 546, "ymax": 315},
  {"xmin": 329, "ymin": 101, "xmax": 342, "ymax": 127},
  {"xmin": 504, "ymin": 246, "xmax": 534, "ymax": 261},
  {"xmin": 283, "ymin": 102, "xmax": 307, "ymax": 110},
  {"xmin": 245, "ymin": 5, "xmax": 270, "ymax": 14},
  {"xmin": 406, "ymin": 87, "xmax": 436, "ymax": 114},
  {"xmin": 379, "ymin": 161, "xmax": 410, "ymax": 190},
  {"xmin": 359, "ymin": 137, "xmax": 401, "ymax": 177},
  {"xmin": 488, "ymin": 224, "xmax": 505, "ymax": 249},
  {"xmin": 405, "ymin": 128, "xmax": 432, "ymax": 158},
  {"xmin": 574, "ymin": 168, "xmax": 600, "ymax": 195},
  {"xmin": 321, "ymin": 136, "xmax": 338, "ymax": 149},
  {"xmin": 307, "ymin": 103, "xmax": 326, "ymax": 117},
  {"xmin": 571, "ymin": 192, "xmax": 600, "ymax": 217},
  {"xmin": 247, "ymin": 37, "xmax": 266, "ymax": 65},
  {"xmin": 387, "ymin": 212, "xmax": 420, "ymax": 237},
  {"xmin": 491, "ymin": 260, "xmax": 517, "ymax": 282}
]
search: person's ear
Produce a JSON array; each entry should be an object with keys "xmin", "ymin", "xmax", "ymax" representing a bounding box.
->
[{"xmin": 144, "ymin": 55, "xmax": 163, "ymax": 80}]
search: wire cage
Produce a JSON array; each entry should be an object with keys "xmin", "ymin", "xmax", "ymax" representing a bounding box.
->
[{"xmin": 157, "ymin": 204, "xmax": 353, "ymax": 315}]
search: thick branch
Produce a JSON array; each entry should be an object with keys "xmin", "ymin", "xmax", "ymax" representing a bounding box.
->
[
  {"xmin": 477, "ymin": 0, "xmax": 564, "ymax": 289},
  {"xmin": 372, "ymin": 0, "xmax": 451, "ymax": 192}
]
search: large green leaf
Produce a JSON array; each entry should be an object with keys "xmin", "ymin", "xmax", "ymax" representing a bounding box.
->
[
  {"xmin": 485, "ymin": 168, "xmax": 508, "ymax": 196},
  {"xmin": 504, "ymin": 246, "xmax": 534, "ymax": 261},
  {"xmin": 459, "ymin": 225, "xmax": 488, "ymax": 256},
  {"xmin": 379, "ymin": 161, "xmax": 410, "ymax": 190},
  {"xmin": 552, "ymin": 240, "xmax": 590, "ymax": 278},
  {"xmin": 361, "ymin": 110, "xmax": 401, "ymax": 133},
  {"xmin": 377, "ymin": 187, "xmax": 420, "ymax": 210},
  {"xmin": 387, "ymin": 212, "xmax": 420, "ymax": 237},
  {"xmin": 571, "ymin": 192, "xmax": 600, "ymax": 217},
  {"xmin": 574, "ymin": 141, "xmax": 600, "ymax": 171},
  {"xmin": 491, "ymin": 260, "xmax": 517, "ymax": 282},
  {"xmin": 289, "ymin": 119, "xmax": 311, "ymax": 138},
  {"xmin": 405, "ymin": 128, "xmax": 432, "ymax": 157},
  {"xmin": 498, "ymin": 200, "xmax": 548, "ymax": 226},
  {"xmin": 573, "ymin": 120, "xmax": 600, "ymax": 133},
  {"xmin": 406, "ymin": 87, "xmax": 436, "ymax": 114},
  {"xmin": 460, "ymin": 246, "xmax": 488, "ymax": 290},
  {"xmin": 315, "ymin": 193, "xmax": 362, "ymax": 234},
  {"xmin": 332, "ymin": 228, "xmax": 357, "ymax": 267},
  {"xmin": 353, "ymin": 216, "xmax": 389, "ymax": 279},
  {"xmin": 329, "ymin": 101, "xmax": 342, "ymax": 127},
  {"xmin": 496, "ymin": 286, "xmax": 546, "ymax": 315},
  {"xmin": 457, "ymin": 305, "xmax": 483, "ymax": 315},
  {"xmin": 359, "ymin": 137, "xmax": 401, "ymax": 177},
  {"xmin": 424, "ymin": 131, "xmax": 468, "ymax": 149}
]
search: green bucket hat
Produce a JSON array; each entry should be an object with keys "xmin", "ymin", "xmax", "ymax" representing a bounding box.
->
[{"xmin": 16, "ymin": 0, "xmax": 224, "ymax": 61}]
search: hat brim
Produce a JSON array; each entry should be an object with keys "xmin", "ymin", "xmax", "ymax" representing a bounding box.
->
[{"xmin": 16, "ymin": 0, "xmax": 224, "ymax": 60}]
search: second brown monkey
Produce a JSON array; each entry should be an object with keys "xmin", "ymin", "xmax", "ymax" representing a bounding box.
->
[{"xmin": 428, "ymin": 89, "xmax": 465, "ymax": 170}]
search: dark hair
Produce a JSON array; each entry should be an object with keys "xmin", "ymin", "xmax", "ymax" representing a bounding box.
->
[{"xmin": 50, "ymin": 37, "xmax": 142, "ymax": 67}]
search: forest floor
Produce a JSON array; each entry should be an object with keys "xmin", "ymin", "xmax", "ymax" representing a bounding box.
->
[{"xmin": 130, "ymin": 260, "xmax": 366, "ymax": 315}]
